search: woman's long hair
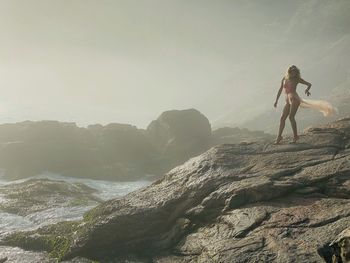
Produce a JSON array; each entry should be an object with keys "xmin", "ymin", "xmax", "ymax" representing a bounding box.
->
[{"xmin": 284, "ymin": 65, "xmax": 301, "ymax": 80}]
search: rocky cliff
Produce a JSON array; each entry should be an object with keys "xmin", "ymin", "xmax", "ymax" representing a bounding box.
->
[{"xmin": 2, "ymin": 117, "xmax": 350, "ymax": 262}]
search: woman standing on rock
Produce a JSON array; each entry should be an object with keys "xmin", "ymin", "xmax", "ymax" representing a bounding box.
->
[{"xmin": 273, "ymin": 65, "xmax": 336, "ymax": 144}]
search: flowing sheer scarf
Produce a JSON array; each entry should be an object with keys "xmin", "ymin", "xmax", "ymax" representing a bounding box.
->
[{"xmin": 300, "ymin": 99, "xmax": 337, "ymax": 117}]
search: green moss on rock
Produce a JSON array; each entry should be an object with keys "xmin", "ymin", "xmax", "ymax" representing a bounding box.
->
[
  {"xmin": 1, "ymin": 221, "xmax": 79, "ymax": 261},
  {"xmin": 49, "ymin": 236, "xmax": 71, "ymax": 260}
]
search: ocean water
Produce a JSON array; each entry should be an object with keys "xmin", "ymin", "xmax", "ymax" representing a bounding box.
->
[{"xmin": 0, "ymin": 173, "xmax": 152, "ymax": 239}]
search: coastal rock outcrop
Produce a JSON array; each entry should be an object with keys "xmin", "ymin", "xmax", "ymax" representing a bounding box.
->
[
  {"xmin": 2, "ymin": 117, "xmax": 350, "ymax": 262},
  {"xmin": 0, "ymin": 110, "xmax": 273, "ymax": 181},
  {"xmin": 0, "ymin": 121, "xmax": 96, "ymax": 179},
  {"xmin": 87, "ymin": 122, "xmax": 157, "ymax": 180},
  {"xmin": 147, "ymin": 109, "xmax": 212, "ymax": 172},
  {"xmin": 0, "ymin": 121, "xmax": 156, "ymax": 181}
]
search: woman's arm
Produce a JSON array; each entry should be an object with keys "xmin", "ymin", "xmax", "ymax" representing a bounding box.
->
[
  {"xmin": 274, "ymin": 77, "xmax": 284, "ymax": 107},
  {"xmin": 299, "ymin": 78, "xmax": 312, "ymax": 96}
]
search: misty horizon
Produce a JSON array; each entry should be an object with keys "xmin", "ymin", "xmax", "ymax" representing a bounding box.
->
[{"xmin": 0, "ymin": 0, "xmax": 349, "ymax": 129}]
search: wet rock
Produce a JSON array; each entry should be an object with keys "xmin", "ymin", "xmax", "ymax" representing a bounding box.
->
[
  {"xmin": 0, "ymin": 179, "xmax": 101, "ymax": 216},
  {"xmin": 2, "ymin": 117, "xmax": 350, "ymax": 262},
  {"xmin": 0, "ymin": 246, "xmax": 95, "ymax": 263}
]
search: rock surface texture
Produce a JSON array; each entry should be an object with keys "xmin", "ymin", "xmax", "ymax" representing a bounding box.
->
[
  {"xmin": 330, "ymin": 228, "xmax": 350, "ymax": 263},
  {"xmin": 0, "ymin": 179, "xmax": 101, "ymax": 216},
  {"xmin": 2, "ymin": 117, "xmax": 350, "ymax": 262}
]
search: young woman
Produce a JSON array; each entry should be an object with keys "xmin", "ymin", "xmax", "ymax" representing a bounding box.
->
[{"xmin": 274, "ymin": 65, "xmax": 336, "ymax": 144}]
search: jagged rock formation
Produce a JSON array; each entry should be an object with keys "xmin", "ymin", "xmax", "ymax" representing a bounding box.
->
[{"xmin": 2, "ymin": 117, "xmax": 350, "ymax": 262}]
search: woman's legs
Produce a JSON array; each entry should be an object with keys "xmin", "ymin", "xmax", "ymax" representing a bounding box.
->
[
  {"xmin": 276, "ymin": 102, "xmax": 290, "ymax": 143},
  {"xmin": 289, "ymin": 95, "xmax": 300, "ymax": 142}
]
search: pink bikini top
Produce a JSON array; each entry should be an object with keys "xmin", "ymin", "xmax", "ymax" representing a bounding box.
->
[{"xmin": 283, "ymin": 79, "xmax": 296, "ymax": 94}]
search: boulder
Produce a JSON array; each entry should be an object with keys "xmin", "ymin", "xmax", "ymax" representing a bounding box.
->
[
  {"xmin": 0, "ymin": 121, "xmax": 98, "ymax": 180},
  {"xmin": 146, "ymin": 109, "xmax": 212, "ymax": 172},
  {"xmin": 87, "ymin": 122, "xmax": 158, "ymax": 180}
]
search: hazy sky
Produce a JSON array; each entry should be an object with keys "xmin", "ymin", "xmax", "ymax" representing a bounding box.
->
[{"xmin": 0, "ymin": 0, "xmax": 349, "ymax": 127}]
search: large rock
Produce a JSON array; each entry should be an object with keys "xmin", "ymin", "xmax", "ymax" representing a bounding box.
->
[
  {"xmin": 147, "ymin": 109, "xmax": 212, "ymax": 172},
  {"xmin": 0, "ymin": 121, "xmax": 156, "ymax": 181},
  {"xmin": 87, "ymin": 123, "xmax": 158, "ymax": 179},
  {"xmin": 0, "ymin": 121, "xmax": 96, "ymax": 179},
  {"xmin": 0, "ymin": 110, "xmax": 271, "ymax": 181},
  {"xmin": 2, "ymin": 117, "xmax": 350, "ymax": 262}
]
